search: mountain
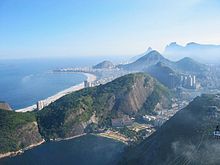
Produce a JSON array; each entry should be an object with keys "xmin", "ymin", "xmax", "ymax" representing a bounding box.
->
[
  {"xmin": 119, "ymin": 94, "xmax": 220, "ymax": 165},
  {"xmin": 37, "ymin": 73, "xmax": 171, "ymax": 140},
  {"xmin": 146, "ymin": 62, "xmax": 180, "ymax": 89},
  {"xmin": 164, "ymin": 42, "xmax": 220, "ymax": 63},
  {"xmin": 175, "ymin": 57, "xmax": 208, "ymax": 73},
  {"xmin": 0, "ymin": 109, "xmax": 43, "ymax": 157},
  {"xmin": 130, "ymin": 47, "xmax": 153, "ymax": 62},
  {"xmin": 121, "ymin": 50, "xmax": 171, "ymax": 71},
  {"xmin": 93, "ymin": 60, "xmax": 115, "ymax": 69},
  {"xmin": 121, "ymin": 49, "xmax": 208, "ymax": 76},
  {"xmin": 0, "ymin": 73, "xmax": 171, "ymax": 156}
]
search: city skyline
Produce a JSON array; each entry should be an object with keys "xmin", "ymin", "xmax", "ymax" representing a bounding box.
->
[{"xmin": 0, "ymin": 0, "xmax": 220, "ymax": 59}]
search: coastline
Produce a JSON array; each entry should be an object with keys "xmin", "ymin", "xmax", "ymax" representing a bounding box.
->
[
  {"xmin": 53, "ymin": 133, "xmax": 87, "ymax": 142},
  {"xmin": 15, "ymin": 72, "xmax": 97, "ymax": 112},
  {"xmin": 0, "ymin": 139, "xmax": 45, "ymax": 159},
  {"xmin": 0, "ymin": 133, "xmax": 88, "ymax": 160},
  {"xmin": 93, "ymin": 133, "xmax": 129, "ymax": 145},
  {"xmin": 0, "ymin": 133, "xmax": 125, "ymax": 160},
  {"xmin": 0, "ymin": 73, "xmax": 96, "ymax": 159}
]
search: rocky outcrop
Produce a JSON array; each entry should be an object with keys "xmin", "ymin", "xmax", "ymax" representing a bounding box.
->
[
  {"xmin": 116, "ymin": 74, "xmax": 154, "ymax": 114},
  {"xmin": 0, "ymin": 102, "xmax": 12, "ymax": 111},
  {"xmin": 15, "ymin": 122, "xmax": 43, "ymax": 147},
  {"xmin": 0, "ymin": 108, "xmax": 44, "ymax": 158}
]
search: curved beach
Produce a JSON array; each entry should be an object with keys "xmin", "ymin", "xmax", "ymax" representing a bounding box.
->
[{"xmin": 15, "ymin": 72, "xmax": 97, "ymax": 112}]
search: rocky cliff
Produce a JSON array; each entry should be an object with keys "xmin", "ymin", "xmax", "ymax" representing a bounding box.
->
[
  {"xmin": 0, "ymin": 102, "xmax": 12, "ymax": 111},
  {"xmin": 0, "ymin": 109, "xmax": 43, "ymax": 157}
]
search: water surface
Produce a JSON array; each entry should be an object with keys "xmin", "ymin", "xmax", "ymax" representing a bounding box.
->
[{"xmin": 0, "ymin": 135, "xmax": 125, "ymax": 165}]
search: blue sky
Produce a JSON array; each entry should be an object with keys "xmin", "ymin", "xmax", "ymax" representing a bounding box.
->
[{"xmin": 0, "ymin": 0, "xmax": 220, "ymax": 58}]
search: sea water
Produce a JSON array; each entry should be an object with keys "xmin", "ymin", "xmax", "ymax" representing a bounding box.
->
[
  {"xmin": 0, "ymin": 135, "xmax": 125, "ymax": 165},
  {"xmin": 0, "ymin": 57, "xmax": 127, "ymax": 165},
  {"xmin": 0, "ymin": 57, "xmax": 107, "ymax": 109}
]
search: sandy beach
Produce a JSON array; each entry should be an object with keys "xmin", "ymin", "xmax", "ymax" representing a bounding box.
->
[{"xmin": 15, "ymin": 72, "xmax": 97, "ymax": 112}]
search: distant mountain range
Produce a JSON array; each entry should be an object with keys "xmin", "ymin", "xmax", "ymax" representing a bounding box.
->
[
  {"xmin": 120, "ymin": 50, "xmax": 171, "ymax": 71},
  {"xmin": 119, "ymin": 94, "xmax": 220, "ymax": 165},
  {"xmin": 120, "ymin": 50, "xmax": 208, "ymax": 74},
  {"xmin": 164, "ymin": 42, "xmax": 220, "ymax": 63},
  {"xmin": 119, "ymin": 50, "xmax": 210, "ymax": 89}
]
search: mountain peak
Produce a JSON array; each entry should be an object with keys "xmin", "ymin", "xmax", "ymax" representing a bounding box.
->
[
  {"xmin": 93, "ymin": 60, "xmax": 114, "ymax": 69},
  {"xmin": 144, "ymin": 50, "xmax": 162, "ymax": 58},
  {"xmin": 178, "ymin": 56, "xmax": 195, "ymax": 62},
  {"xmin": 166, "ymin": 42, "xmax": 183, "ymax": 49},
  {"xmin": 146, "ymin": 47, "xmax": 153, "ymax": 53},
  {"xmin": 121, "ymin": 50, "xmax": 171, "ymax": 71},
  {"xmin": 136, "ymin": 50, "xmax": 165, "ymax": 64}
]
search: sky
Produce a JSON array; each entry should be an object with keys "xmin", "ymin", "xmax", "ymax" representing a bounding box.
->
[{"xmin": 0, "ymin": 0, "xmax": 220, "ymax": 59}]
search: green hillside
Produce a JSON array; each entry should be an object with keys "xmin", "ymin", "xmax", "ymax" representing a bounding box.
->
[
  {"xmin": 37, "ymin": 73, "xmax": 171, "ymax": 140},
  {"xmin": 0, "ymin": 109, "xmax": 42, "ymax": 154}
]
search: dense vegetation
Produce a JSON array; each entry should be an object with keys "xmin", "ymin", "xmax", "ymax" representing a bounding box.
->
[
  {"xmin": 0, "ymin": 109, "xmax": 36, "ymax": 153},
  {"xmin": 0, "ymin": 73, "xmax": 171, "ymax": 155},
  {"xmin": 37, "ymin": 73, "xmax": 171, "ymax": 140}
]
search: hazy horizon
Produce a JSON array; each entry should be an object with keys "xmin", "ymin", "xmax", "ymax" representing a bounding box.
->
[{"xmin": 1, "ymin": 0, "xmax": 220, "ymax": 59}]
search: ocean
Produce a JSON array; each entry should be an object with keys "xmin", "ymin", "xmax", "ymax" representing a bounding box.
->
[
  {"xmin": 0, "ymin": 135, "xmax": 125, "ymax": 165},
  {"xmin": 0, "ymin": 56, "xmax": 128, "ymax": 165},
  {"xmin": 0, "ymin": 57, "xmax": 123, "ymax": 110}
]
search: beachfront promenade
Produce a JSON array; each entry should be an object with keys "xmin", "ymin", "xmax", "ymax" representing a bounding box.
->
[{"xmin": 15, "ymin": 73, "xmax": 97, "ymax": 112}]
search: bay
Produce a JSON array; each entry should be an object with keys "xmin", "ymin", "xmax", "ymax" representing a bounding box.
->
[
  {"xmin": 0, "ymin": 57, "xmax": 101, "ymax": 109},
  {"xmin": 0, "ymin": 135, "xmax": 125, "ymax": 165}
]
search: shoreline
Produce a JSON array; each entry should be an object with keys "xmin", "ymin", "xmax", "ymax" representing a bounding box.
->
[
  {"xmin": 0, "ymin": 133, "xmax": 86, "ymax": 160},
  {"xmin": 0, "ymin": 133, "xmax": 126, "ymax": 160},
  {"xmin": 53, "ymin": 133, "xmax": 87, "ymax": 142},
  {"xmin": 15, "ymin": 72, "xmax": 97, "ymax": 112},
  {"xmin": 0, "ymin": 139, "xmax": 45, "ymax": 159},
  {"xmin": 93, "ymin": 133, "xmax": 129, "ymax": 145}
]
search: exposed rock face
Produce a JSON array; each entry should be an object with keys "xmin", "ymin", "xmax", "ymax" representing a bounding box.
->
[
  {"xmin": 0, "ymin": 102, "xmax": 12, "ymax": 111},
  {"xmin": 0, "ymin": 109, "xmax": 43, "ymax": 156},
  {"xmin": 15, "ymin": 122, "xmax": 43, "ymax": 148},
  {"xmin": 119, "ymin": 94, "xmax": 220, "ymax": 165},
  {"xmin": 116, "ymin": 75, "xmax": 154, "ymax": 114}
]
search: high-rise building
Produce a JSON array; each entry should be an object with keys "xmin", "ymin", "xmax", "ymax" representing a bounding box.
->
[
  {"xmin": 37, "ymin": 101, "xmax": 44, "ymax": 111},
  {"xmin": 84, "ymin": 80, "xmax": 91, "ymax": 88},
  {"xmin": 180, "ymin": 74, "xmax": 196, "ymax": 89}
]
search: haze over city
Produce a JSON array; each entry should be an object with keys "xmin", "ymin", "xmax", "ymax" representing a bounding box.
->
[{"xmin": 1, "ymin": 0, "xmax": 220, "ymax": 59}]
